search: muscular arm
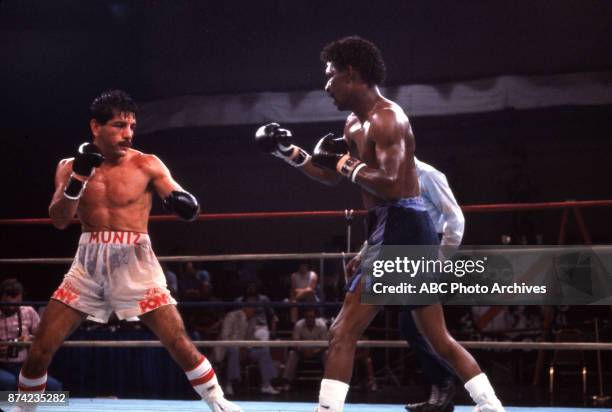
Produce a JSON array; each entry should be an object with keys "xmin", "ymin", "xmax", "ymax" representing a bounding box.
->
[
  {"xmin": 48, "ymin": 159, "xmax": 78, "ymax": 229},
  {"xmin": 297, "ymin": 158, "xmax": 344, "ymax": 186},
  {"xmin": 144, "ymin": 154, "xmax": 200, "ymax": 221},
  {"xmin": 143, "ymin": 154, "xmax": 183, "ymax": 199},
  {"xmin": 298, "ymin": 117, "xmax": 358, "ymax": 186},
  {"xmin": 353, "ymin": 110, "xmax": 409, "ymax": 200}
]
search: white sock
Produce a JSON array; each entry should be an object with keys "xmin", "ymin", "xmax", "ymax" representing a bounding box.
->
[
  {"xmin": 318, "ymin": 378, "xmax": 349, "ymax": 412},
  {"xmin": 185, "ymin": 356, "xmax": 223, "ymax": 400},
  {"xmin": 464, "ymin": 373, "xmax": 504, "ymax": 412},
  {"xmin": 16, "ymin": 371, "xmax": 47, "ymax": 412},
  {"xmin": 18, "ymin": 370, "xmax": 47, "ymax": 393}
]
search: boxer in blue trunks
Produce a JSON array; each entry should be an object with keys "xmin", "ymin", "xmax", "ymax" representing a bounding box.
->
[
  {"xmin": 346, "ymin": 197, "xmax": 438, "ymax": 294},
  {"xmin": 255, "ymin": 36, "xmax": 504, "ymax": 412}
]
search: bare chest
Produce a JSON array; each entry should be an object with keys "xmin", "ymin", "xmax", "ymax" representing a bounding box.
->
[
  {"xmin": 346, "ymin": 121, "xmax": 377, "ymax": 165},
  {"xmin": 80, "ymin": 165, "xmax": 151, "ymax": 208}
]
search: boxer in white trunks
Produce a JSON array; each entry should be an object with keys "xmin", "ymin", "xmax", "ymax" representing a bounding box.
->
[{"xmin": 17, "ymin": 90, "xmax": 241, "ymax": 412}]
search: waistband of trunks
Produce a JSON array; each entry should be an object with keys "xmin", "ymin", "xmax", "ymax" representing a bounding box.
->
[
  {"xmin": 369, "ymin": 196, "xmax": 427, "ymax": 213},
  {"xmin": 79, "ymin": 231, "xmax": 150, "ymax": 245}
]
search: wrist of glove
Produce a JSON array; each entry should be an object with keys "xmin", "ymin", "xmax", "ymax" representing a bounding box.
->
[
  {"xmin": 255, "ymin": 123, "xmax": 311, "ymax": 168},
  {"xmin": 312, "ymin": 134, "xmax": 366, "ymax": 182},
  {"xmin": 63, "ymin": 142, "xmax": 104, "ymax": 200},
  {"xmin": 273, "ymin": 145, "xmax": 311, "ymax": 167},
  {"xmin": 335, "ymin": 154, "xmax": 366, "ymax": 182},
  {"xmin": 63, "ymin": 173, "xmax": 90, "ymax": 200}
]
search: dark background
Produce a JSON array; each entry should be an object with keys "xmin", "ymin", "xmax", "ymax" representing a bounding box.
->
[
  {"xmin": 1, "ymin": 0, "xmax": 612, "ymax": 405},
  {"xmin": 1, "ymin": 0, "xmax": 612, "ymax": 295}
]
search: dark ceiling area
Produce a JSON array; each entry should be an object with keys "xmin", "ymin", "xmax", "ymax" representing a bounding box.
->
[
  {"xmin": 1, "ymin": 1, "xmax": 611, "ymax": 248},
  {"xmin": 2, "ymin": 0, "xmax": 612, "ymax": 126}
]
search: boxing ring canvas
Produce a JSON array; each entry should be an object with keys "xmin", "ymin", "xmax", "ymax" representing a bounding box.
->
[{"xmin": 5, "ymin": 400, "xmax": 612, "ymax": 412}]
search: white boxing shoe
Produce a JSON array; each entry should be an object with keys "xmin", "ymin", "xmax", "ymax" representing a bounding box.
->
[
  {"xmin": 205, "ymin": 396, "xmax": 243, "ymax": 412},
  {"xmin": 472, "ymin": 394, "xmax": 505, "ymax": 412},
  {"xmin": 474, "ymin": 406, "xmax": 505, "ymax": 412},
  {"xmin": 314, "ymin": 405, "xmax": 341, "ymax": 412}
]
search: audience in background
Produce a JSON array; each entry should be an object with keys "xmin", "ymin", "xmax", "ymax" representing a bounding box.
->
[
  {"xmin": 354, "ymin": 336, "xmax": 378, "ymax": 392},
  {"xmin": 0, "ymin": 279, "xmax": 62, "ymax": 391},
  {"xmin": 186, "ymin": 281, "xmax": 224, "ymax": 341},
  {"xmin": 216, "ymin": 306, "xmax": 279, "ymax": 396},
  {"xmin": 161, "ymin": 263, "xmax": 178, "ymax": 297},
  {"xmin": 281, "ymin": 308, "xmax": 328, "ymax": 391},
  {"xmin": 289, "ymin": 263, "xmax": 319, "ymax": 323},
  {"xmin": 236, "ymin": 282, "xmax": 278, "ymax": 340},
  {"xmin": 178, "ymin": 261, "xmax": 210, "ymax": 301}
]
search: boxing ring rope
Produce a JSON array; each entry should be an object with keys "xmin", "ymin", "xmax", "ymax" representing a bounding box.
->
[
  {"xmin": 0, "ymin": 252, "xmax": 358, "ymax": 265},
  {"xmin": 1, "ymin": 199, "xmax": 611, "ymax": 391},
  {"xmin": 0, "ymin": 199, "xmax": 611, "ymax": 226},
  {"xmin": 1, "ymin": 340, "xmax": 611, "ymax": 350},
  {"xmin": 1, "ymin": 245, "xmax": 611, "ymax": 265}
]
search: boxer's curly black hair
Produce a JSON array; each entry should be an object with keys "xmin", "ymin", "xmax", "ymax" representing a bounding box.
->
[
  {"xmin": 320, "ymin": 36, "xmax": 386, "ymax": 86},
  {"xmin": 90, "ymin": 89, "xmax": 138, "ymax": 124}
]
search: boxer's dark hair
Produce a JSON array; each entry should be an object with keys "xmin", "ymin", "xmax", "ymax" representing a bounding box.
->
[
  {"xmin": 0, "ymin": 278, "xmax": 23, "ymax": 297},
  {"xmin": 321, "ymin": 36, "xmax": 386, "ymax": 86},
  {"xmin": 90, "ymin": 89, "xmax": 138, "ymax": 125}
]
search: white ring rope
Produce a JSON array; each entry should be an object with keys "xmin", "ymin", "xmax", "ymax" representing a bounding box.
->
[
  {"xmin": 2, "ymin": 245, "xmax": 612, "ymax": 265},
  {"xmin": 1, "ymin": 340, "xmax": 611, "ymax": 350},
  {"xmin": 0, "ymin": 252, "xmax": 359, "ymax": 265}
]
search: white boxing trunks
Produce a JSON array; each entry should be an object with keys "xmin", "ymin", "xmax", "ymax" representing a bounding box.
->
[{"xmin": 51, "ymin": 231, "xmax": 176, "ymax": 322}]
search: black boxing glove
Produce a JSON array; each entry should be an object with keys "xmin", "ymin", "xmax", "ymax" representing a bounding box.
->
[
  {"xmin": 163, "ymin": 190, "xmax": 200, "ymax": 221},
  {"xmin": 73, "ymin": 142, "xmax": 104, "ymax": 177},
  {"xmin": 254, "ymin": 123, "xmax": 310, "ymax": 167},
  {"xmin": 312, "ymin": 134, "xmax": 366, "ymax": 182},
  {"xmin": 63, "ymin": 142, "xmax": 105, "ymax": 200}
]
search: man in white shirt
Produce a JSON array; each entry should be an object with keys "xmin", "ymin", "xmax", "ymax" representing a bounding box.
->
[
  {"xmin": 281, "ymin": 309, "xmax": 328, "ymax": 390},
  {"xmin": 402, "ymin": 158, "xmax": 464, "ymax": 412},
  {"xmin": 289, "ymin": 263, "xmax": 319, "ymax": 323},
  {"xmin": 415, "ymin": 158, "xmax": 465, "ymax": 246},
  {"xmin": 216, "ymin": 307, "xmax": 279, "ymax": 396}
]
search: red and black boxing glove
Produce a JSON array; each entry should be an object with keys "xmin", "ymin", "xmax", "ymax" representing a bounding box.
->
[
  {"xmin": 254, "ymin": 123, "xmax": 310, "ymax": 167},
  {"xmin": 311, "ymin": 134, "xmax": 366, "ymax": 182},
  {"xmin": 63, "ymin": 143, "xmax": 105, "ymax": 200}
]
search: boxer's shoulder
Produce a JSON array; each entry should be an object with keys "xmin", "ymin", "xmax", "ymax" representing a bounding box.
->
[
  {"xmin": 130, "ymin": 151, "xmax": 169, "ymax": 178},
  {"xmin": 367, "ymin": 103, "xmax": 410, "ymax": 142},
  {"xmin": 129, "ymin": 150, "xmax": 157, "ymax": 167},
  {"xmin": 370, "ymin": 102, "xmax": 405, "ymax": 126}
]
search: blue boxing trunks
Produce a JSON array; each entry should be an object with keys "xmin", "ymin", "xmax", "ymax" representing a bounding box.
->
[{"xmin": 347, "ymin": 197, "xmax": 439, "ymax": 294}]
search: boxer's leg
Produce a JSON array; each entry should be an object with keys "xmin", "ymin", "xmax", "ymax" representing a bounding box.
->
[
  {"xmin": 401, "ymin": 310, "xmax": 456, "ymax": 411},
  {"xmin": 140, "ymin": 305, "xmax": 200, "ymax": 368},
  {"xmin": 20, "ymin": 300, "xmax": 86, "ymax": 391},
  {"xmin": 316, "ymin": 280, "xmax": 380, "ymax": 412},
  {"xmin": 413, "ymin": 304, "xmax": 504, "ymax": 412},
  {"xmin": 140, "ymin": 305, "xmax": 243, "ymax": 412}
]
